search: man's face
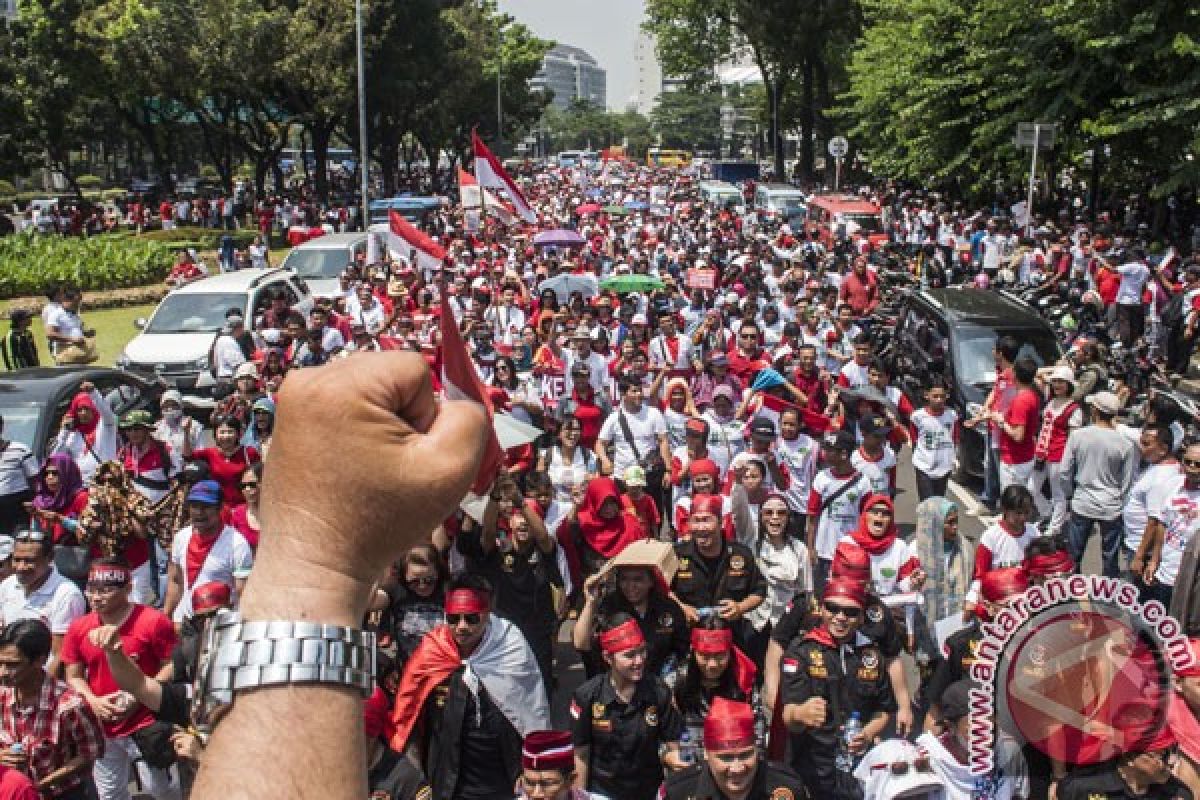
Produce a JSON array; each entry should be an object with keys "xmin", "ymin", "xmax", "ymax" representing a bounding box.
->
[
  {"xmin": 502, "ymin": 288, "xmax": 516, "ymax": 306},
  {"xmin": 659, "ymin": 315, "xmax": 676, "ymax": 336},
  {"xmin": 737, "ymin": 328, "xmax": 758, "ymax": 351},
  {"xmin": 707, "ymin": 746, "xmax": 758, "ymax": 797},
  {"xmin": 617, "ymin": 568, "xmax": 652, "ymax": 605},
  {"xmin": 1140, "ymin": 429, "xmax": 1166, "ymax": 463},
  {"xmin": 519, "ymin": 768, "xmax": 573, "ymax": 800},
  {"xmin": 1184, "ymin": 445, "xmax": 1200, "ymax": 488},
  {"xmin": 448, "ymin": 608, "xmax": 489, "ymax": 653},
  {"xmin": 623, "ymin": 383, "xmax": 644, "ymax": 408},
  {"xmin": 780, "ymin": 413, "xmax": 800, "ymax": 440},
  {"xmin": 188, "ymin": 501, "xmax": 223, "ymax": 533},
  {"xmin": 821, "ymin": 597, "xmax": 863, "ymax": 640},
  {"xmin": 86, "ymin": 582, "xmax": 130, "ymax": 616},
  {"xmin": 854, "ymin": 343, "xmax": 872, "ymax": 365},
  {"xmin": 12, "ymin": 543, "xmax": 50, "ymax": 588},
  {"xmin": 797, "ymin": 349, "xmax": 816, "ymax": 372},
  {"xmin": 838, "ymin": 307, "xmax": 854, "ymax": 325},
  {"xmin": 0, "ymin": 645, "xmax": 40, "ymax": 689},
  {"xmin": 689, "ymin": 511, "xmax": 720, "ymax": 550},
  {"xmin": 606, "ymin": 644, "xmax": 646, "ymax": 683},
  {"xmin": 822, "ymin": 445, "xmax": 848, "ymax": 470}
]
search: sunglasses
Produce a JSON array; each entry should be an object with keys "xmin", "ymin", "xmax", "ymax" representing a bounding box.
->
[
  {"xmin": 43, "ymin": 469, "xmax": 59, "ymax": 477},
  {"xmin": 240, "ymin": 481, "xmax": 259, "ymax": 489},
  {"xmin": 824, "ymin": 602, "xmax": 862, "ymax": 619},
  {"xmin": 1184, "ymin": 459, "xmax": 1200, "ymax": 469},
  {"xmin": 446, "ymin": 613, "xmax": 481, "ymax": 626},
  {"xmin": 870, "ymin": 755, "xmax": 934, "ymax": 775},
  {"xmin": 408, "ymin": 576, "xmax": 437, "ymax": 587},
  {"xmin": 14, "ymin": 531, "xmax": 49, "ymax": 543}
]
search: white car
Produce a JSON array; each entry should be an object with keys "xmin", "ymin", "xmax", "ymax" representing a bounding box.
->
[
  {"xmin": 279, "ymin": 232, "xmax": 367, "ymax": 299},
  {"xmin": 117, "ymin": 268, "xmax": 313, "ymax": 407}
]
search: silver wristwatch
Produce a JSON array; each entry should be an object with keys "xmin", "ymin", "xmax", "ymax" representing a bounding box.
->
[{"xmin": 191, "ymin": 608, "xmax": 376, "ymax": 734}]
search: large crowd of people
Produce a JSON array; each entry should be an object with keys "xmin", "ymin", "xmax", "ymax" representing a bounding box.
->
[{"xmin": 2, "ymin": 159, "xmax": 1200, "ymax": 800}]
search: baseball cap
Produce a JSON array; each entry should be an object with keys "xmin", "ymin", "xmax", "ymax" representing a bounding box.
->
[
  {"xmin": 685, "ymin": 418, "xmax": 710, "ymax": 438},
  {"xmin": 749, "ymin": 416, "xmax": 776, "ymax": 438},
  {"xmin": 940, "ymin": 679, "xmax": 972, "ymax": 721},
  {"xmin": 1049, "ymin": 365, "xmax": 1075, "ymax": 385},
  {"xmin": 1087, "ymin": 390, "xmax": 1121, "ymax": 415},
  {"xmin": 822, "ymin": 430, "xmax": 857, "ymax": 453},
  {"xmin": 235, "ymin": 362, "xmax": 259, "ymax": 380},
  {"xmin": 859, "ymin": 414, "xmax": 888, "ymax": 437},
  {"xmin": 186, "ymin": 480, "xmax": 222, "ymax": 506}
]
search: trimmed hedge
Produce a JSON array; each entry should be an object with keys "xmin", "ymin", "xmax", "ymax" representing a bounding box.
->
[
  {"xmin": 139, "ymin": 226, "xmax": 258, "ymax": 250},
  {"xmin": 0, "ymin": 231, "xmax": 175, "ymax": 299}
]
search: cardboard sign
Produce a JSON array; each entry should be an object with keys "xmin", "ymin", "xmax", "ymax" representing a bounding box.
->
[
  {"xmin": 686, "ymin": 268, "xmax": 717, "ymax": 290},
  {"xmin": 539, "ymin": 369, "xmax": 566, "ymax": 410}
]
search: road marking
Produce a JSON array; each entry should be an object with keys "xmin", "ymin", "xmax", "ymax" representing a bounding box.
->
[{"xmin": 949, "ymin": 480, "xmax": 986, "ymax": 516}]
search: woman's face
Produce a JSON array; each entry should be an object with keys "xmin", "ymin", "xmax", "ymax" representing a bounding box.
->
[
  {"xmin": 74, "ymin": 406, "xmax": 95, "ymax": 427},
  {"xmin": 599, "ymin": 497, "xmax": 620, "ymax": 520},
  {"xmin": 742, "ymin": 464, "xmax": 765, "ymax": 492},
  {"xmin": 240, "ymin": 469, "xmax": 260, "ymax": 504},
  {"xmin": 693, "ymin": 474, "xmax": 716, "ymax": 494},
  {"xmin": 42, "ymin": 465, "xmax": 60, "ymax": 491},
  {"xmin": 215, "ymin": 424, "xmax": 240, "ymax": 450},
  {"xmin": 405, "ymin": 563, "xmax": 438, "ymax": 598},
  {"xmin": 696, "ymin": 649, "xmax": 731, "ymax": 682},
  {"xmin": 669, "ymin": 390, "xmax": 686, "ymax": 412},
  {"xmin": 521, "ymin": 327, "xmax": 537, "ymax": 345},
  {"xmin": 560, "ymin": 422, "xmax": 581, "ymax": 446},
  {"xmin": 865, "ymin": 504, "xmax": 893, "ymax": 537},
  {"xmin": 943, "ymin": 511, "xmax": 959, "ymax": 540},
  {"xmin": 1001, "ymin": 502, "xmax": 1031, "ymax": 530},
  {"xmin": 713, "ymin": 396, "xmax": 733, "ymax": 417},
  {"xmin": 1051, "ymin": 378, "xmax": 1070, "ymax": 398},
  {"xmin": 761, "ymin": 501, "xmax": 789, "ymax": 535}
]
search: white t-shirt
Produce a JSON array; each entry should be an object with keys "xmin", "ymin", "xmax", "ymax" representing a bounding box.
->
[
  {"xmin": 808, "ymin": 469, "xmax": 873, "ymax": 560},
  {"xmin": 212, "ymin": 334, "xmax": 247, "ymax": 379},
  {"xmin": 0, "ymin": 568, "xmax": 86, "ymax": 634},
  {"xmin": 968, "ymin": 521, "xmax": 1038, "ymax": 604},
  {"xmin": 598, "ymin": 404, "xmax": 667, "ymax": 476},
  {"xmin": 170, "ymin": 525, "xmax": 254, "ymax": 621},
  {"xmin": 776, "ymin": 434, "xmax": 819, "ymax": 513},
  {"xmin": 836, "ymin": 535, "xmax": 919, "ymax": 596},
  {"xmin": 911, "ymin": 407, "xmax": 959, "ymax": 478},
  {"xmin": 1116, "ymin": 261, "xmax": 1150, "ymax": 305},
  {"xmin": 0, "ymin": 441, "xmax": 38, "ymax": 497},
  {"xmin": 914, "ymin": 731, "xmax": 1028, "ymax": 800},
  {"xmin": 648, "ymin": 334, "xmax": 693, "ymax": 370},
  {"xmin": 1123, "ymin": 461, "xmax": 1184, "ymax": 553},
  {"xmin": 484, "ymin": 304, "xmax": 526, "ymax": 347},
  {"xmin": 43, "ymin": 305, "xmax": 84, "ymax": 353},
  {"xmin": 1150, "ymin": 484, "xmax": 1200, "ymax": 587},
  {"xmin": 851, "ymin": 445, "xmax": 897, "ymax": 496}
]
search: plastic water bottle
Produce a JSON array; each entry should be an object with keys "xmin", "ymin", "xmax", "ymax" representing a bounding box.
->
[
  {"xmin": 837, "ymin": 712, "xmax": 863, "ymax": 771},
  {"xmin": 678, "ymin": 729, "xmax": 696, "ymax": 765}
]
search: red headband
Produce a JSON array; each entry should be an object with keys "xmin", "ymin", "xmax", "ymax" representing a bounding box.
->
[
  {"xmin": 704, "ymin": 697, "xmax": 756, "ymax": 752},
  {"xmin": 598, "ymin": 619, "xmax": 645, "ymax": 655},
  {"xmin": 823, "ymin": 578, "xmax": 867, "ymax": 609},
  {"xmin": 87, "ymin": 565, "xmax": 131, "ymax": 587},
  {"xmin": 691, "ymin": 493, "xmax": 724, "ymax": 518},
  {"xmin": 691, "ymin": 627, "xmax": 733, "ymax": 655},
  {"xmin": 521, "ymin": 730, "xmax": 574, "ymax": 771},
  {"xmin": 445, "ymin": 589, "xmax": 489, "ymax": 614},
  {"xmin": 1027, "ymin": 550, "xmax": 1075, "ymax": 577},
  {"xmin": 981, "ymin": 567, "xmax": 1029, "ymax": 603}
]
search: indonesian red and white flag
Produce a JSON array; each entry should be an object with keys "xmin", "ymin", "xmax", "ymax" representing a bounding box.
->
[
  {"xmin": 388, "ymin": 210, "xmax": 445, "ymax": 274},
  {"xmin": 472, "ymin": 131, "xmax": 537, "ymax": 224},
  {"xmin": 439, "ymin": 292, "xmax": 504, "ymax": 494},
  {"xmin": 751, "ymin": 392, "xmax": 833, "ymax": 437},
  {"xmin": 457, "ymin": 167, "xmax": 518, "ymax": 226}
]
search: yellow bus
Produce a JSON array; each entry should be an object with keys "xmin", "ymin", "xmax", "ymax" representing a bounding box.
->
[{"xmin": 647, "ymin": 148, "xmax": 693, "ymax": 168}]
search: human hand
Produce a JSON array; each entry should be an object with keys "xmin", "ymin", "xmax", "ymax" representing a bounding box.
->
[
  {"xmin": 717, "ymin": 598, "xmax": 742, "ymax": 621},
  {"xmin": 795, "ymin": 697, "xmax": 827, "ymax": 728},
  {"xmin": 680, "ymin": 602, "xmax": 700, "ymax": 626},
  {"xmin": 240, "ymin": 353, "xmax": 487, "ymax": 627},
  {"xmin": 0, "ymin": 748, "xmax": 27, "ymax": 772},
  {"xmin": 171, "ymin": 731, "xmax": 203, "ymax": 762},
  {"xmin": 87, "ymin": 694, "xmax": 125, "ymax": 723},
  {"xmin": 87, "ymin": 625, "xmax": 123, "ymax": 653},
  {"xmin": 895, "ymin": 705, "xmax": 914, "ymax": 738},
  {"xmin": 848, "ymin": 731, "xmax": 868, "ymax": 754}
]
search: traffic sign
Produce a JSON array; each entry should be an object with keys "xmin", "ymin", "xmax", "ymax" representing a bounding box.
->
[
  {"xmin": 828, "ymin": 136, "xmax": 849, "ymax": 158},
  {"xmin": 1016, "ymin": 122, "xmax": 1056, "ymax": 150}
]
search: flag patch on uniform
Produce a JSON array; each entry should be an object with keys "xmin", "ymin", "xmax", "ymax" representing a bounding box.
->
[
  {"xmin": 782, "ymin": 658, "xmax": 799, "ymax": 674},
  {"xmin": 569, "ymin": 699, "xmax": 581, "ymax": 719}
]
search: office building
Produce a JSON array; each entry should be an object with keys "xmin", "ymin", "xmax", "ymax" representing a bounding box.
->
[{"xmin": 534, "ymin": 44, "xmax": 607, "ymax": 110}]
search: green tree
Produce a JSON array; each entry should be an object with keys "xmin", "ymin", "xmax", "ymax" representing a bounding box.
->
[{"xmin": 651, "ymin": 87, "xmax": 724, "ymax": 152}]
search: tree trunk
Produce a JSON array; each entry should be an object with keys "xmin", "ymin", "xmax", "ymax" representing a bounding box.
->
[
  {"xmin": 800, "ymin": 58, "xmax": 815, "ymax": 182},
  {"xmin": 311, "ymin": 121, "xmax": 333, "ymax": 203}
]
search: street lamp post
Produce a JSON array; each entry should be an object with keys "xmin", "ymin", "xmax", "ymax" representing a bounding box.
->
[
  {"xmin": 720, "ymin": 104, "xmax": 736, "ymax": 159},
  {"xmin": 355, "ymin": 0, "xmax": 369, "ymax": 230}
]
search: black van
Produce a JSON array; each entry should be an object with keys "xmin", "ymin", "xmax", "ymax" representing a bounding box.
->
[{"xmin": 883, "ymin": 288, "xmax": 1061, "ymax": 481}]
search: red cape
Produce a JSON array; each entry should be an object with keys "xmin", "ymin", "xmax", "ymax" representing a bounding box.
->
[{"xmin": 389, "ymin": 625, "xmax": 461, "ymax": 752}]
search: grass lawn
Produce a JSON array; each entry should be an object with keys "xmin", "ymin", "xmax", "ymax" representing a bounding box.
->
[{"xmin": 0, "ymin": 301, "xmax": 159, "ymax": 367}]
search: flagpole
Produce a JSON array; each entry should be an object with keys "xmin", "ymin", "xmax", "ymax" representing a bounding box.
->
[{"xmin": 355, "ymin": 0, "xmax": 369, "ymax": 233}]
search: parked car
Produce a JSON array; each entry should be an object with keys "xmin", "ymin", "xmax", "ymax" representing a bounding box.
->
[
  {"xmin": 117, "ymin": 268, "xmax": 313, "ymax": 408},
  {"xmin": 883, "ymin": 288, "xmax": 1061, "ymax": 481},
  {"xmin": 0, "ymin": 367, "xmax": 161, "ymax": 462},
  {"xmin": 279, "ymin": 232, "xmax": 368, "ymax": 299}
]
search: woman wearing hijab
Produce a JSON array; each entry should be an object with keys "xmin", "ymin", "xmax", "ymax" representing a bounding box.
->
[
  {"xmin": 241, "ymin": 397, "xmax": 275, "ymax": 457},
  {"xmin": 154, "ymin": 389, "xmax": 204, "ymax": 462},
  {"xmin": 672, "ymin": 619, "xmax": 762, "ymax": 761},
  {"xmin": 29, "ymin": 453, "xmax": 88, "ymax": 544},
  {"xmin": 566, "ymin": 477, "xmax": 647, "ymax": 579},
  {"xmin": 914, "ymin": 497, "xmax": 969, "ymax": 641},
  {"xmin": 50, "ymin": 381, "xmax": 117, "ymax": 483}
]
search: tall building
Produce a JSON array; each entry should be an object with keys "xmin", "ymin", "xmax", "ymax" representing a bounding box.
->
[
  {"xmin": 534, "ymin": 44, "xmax": 607, "ymax": 111},
  {"xmin": 633, "ymin": 32, "xmax": 662, "ymax": 115}
]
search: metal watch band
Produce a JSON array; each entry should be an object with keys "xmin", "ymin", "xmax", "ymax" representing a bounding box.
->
[{"xmin": 199, "ymin": 609, "xmax": 376, "ymax": 708}]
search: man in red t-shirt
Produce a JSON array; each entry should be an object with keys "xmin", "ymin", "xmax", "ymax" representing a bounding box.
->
[
  {"xmin": 988, "ymin": 356, "xmax": 1041, "ymax": 493},
  {"xmin": 838, "ymin": 256, "xmax": 880, "ymax": 317},
  {"xmin": 61, "ymin": 559, "xmax": 177, "ymax": 800}
]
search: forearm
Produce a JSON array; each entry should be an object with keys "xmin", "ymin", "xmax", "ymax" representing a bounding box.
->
[
  {"xmin": 192, "ymin": 556, "xmax": 371, "ymax": 799},
  {"xmin": 863, "ymin": 712, "xmax": 889, "ymax": 743},
  {"xmin": 888, "ymin": 657, "xmax": 911, "ymax": 709},
  {"xmin": 39, "ymin": 754, "xmax": 92, "ymax": 788},
  {"xmin": 573, "ymin": 597, "xmax": 598, "ymax": 651},
  {"xmin": 104, "ymin": 650, "xmax": 165, "ymax": 712}
]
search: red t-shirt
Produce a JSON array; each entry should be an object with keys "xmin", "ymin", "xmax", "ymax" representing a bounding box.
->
[
  {"xmin": 0, "ymin": 766, "xmax": 37, "ymax": 800},
  {"xmin": 1000, "ymin": 387, "xmax": 1041, "ymax": 465},
  {"xmin": 192, "ymin": 446, "xmax": 261, "ymax": 505},
  {"xmin": 61, "ymin": 605, "xmax": 178, "ymax": 738}
]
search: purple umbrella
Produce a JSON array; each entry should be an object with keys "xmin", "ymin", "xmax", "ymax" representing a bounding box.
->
[{"xmin": 532, "ymin": 229, "xmax": 586, "ymax": 248}]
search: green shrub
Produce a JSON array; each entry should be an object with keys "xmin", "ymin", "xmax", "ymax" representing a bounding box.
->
[
  {"xmin": 0, "ymin": 232, "xmax": 175, "ymax": 298},
  {"xmin": 76, "ymin": 175, "xmax": 103, "ymax": 189},
  {"xmin": 0, "ymin": 180, "xmax": 14, "ymax": 196},
  {"xmin": 139, "ymin": 226, "xmax": 257, "ymax": 249},
  {"xmin": 199, "ymin": 165, "xmax": 219, "ymax": 180}
]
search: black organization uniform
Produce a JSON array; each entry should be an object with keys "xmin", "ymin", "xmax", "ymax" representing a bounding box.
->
[
  {"xmin": 771, "ymin": 592, "xmax": 903, "ymax": 662},
  {"xmin": 1057, "ymin": 761, "xmax": 1193, "ymax": 800},
  {"xmin": 672, "ymin": 539, "xmax": 767, "ymax": 648},
  {"xmin": 580, "ymin": 591, "xmax": 691, "ymax": 680},
  {"xmin": 661, "ymin": 760, "xmax": 808, "ymax": 800},
  {"xmin": 420, "ymin": 670, "xmax": 522, "ymax": 800},
  {"xmin": 369, "ymin": 747, "xmax": 432, "ymax": 800},
  {"xmin": 457, "ymin": 529, "xmax": 562, "ymax": 690},
  {"xmin": 780, "ymin": 630, "xmax": 896, "ymax": 795},
  {"xmin": 570, "ymin": 673, "xmax": 684, "ymax": 800}
]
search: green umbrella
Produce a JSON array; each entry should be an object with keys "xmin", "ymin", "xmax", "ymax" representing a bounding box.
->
[
  {"xmin": 600, "ymin": 274, "xmax": 665, "ymax": 293},
  {"xmin": 602, "ymin": 205, "xmax": 631, "ymax": 216}
]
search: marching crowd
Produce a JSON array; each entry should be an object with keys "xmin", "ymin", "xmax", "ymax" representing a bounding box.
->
[{"xmin": 2, "ymin": 161, "xmax": 1200, "ymax": 800}]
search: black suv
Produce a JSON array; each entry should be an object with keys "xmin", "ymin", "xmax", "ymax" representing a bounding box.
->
[{"xmin": 882, "ymin": 289, "xmax": 1061, "ymax": 481}]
